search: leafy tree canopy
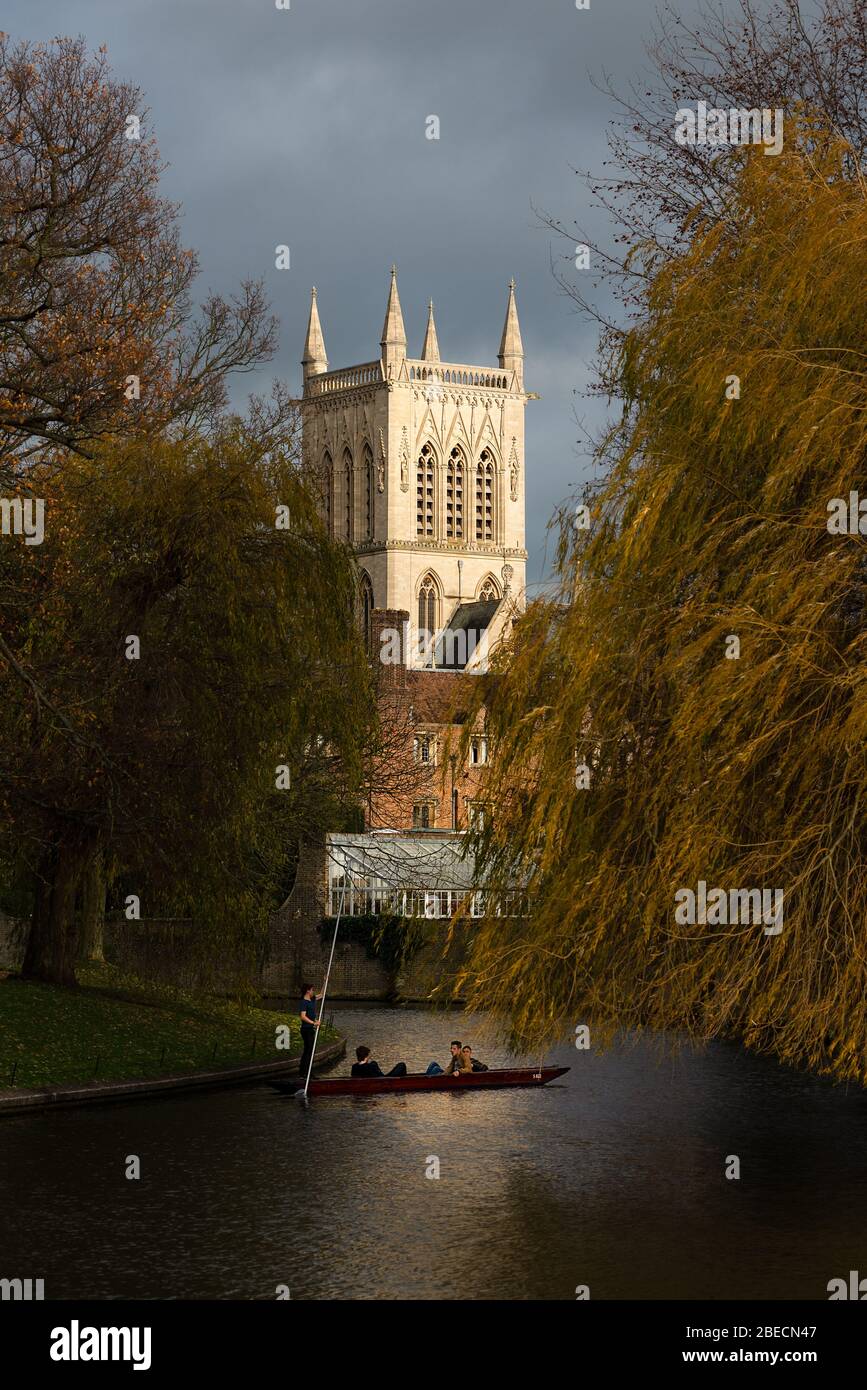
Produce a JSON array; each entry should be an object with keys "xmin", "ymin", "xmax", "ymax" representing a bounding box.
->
[{"xmin": 458, "ymin": 121, "xmax": 867, "ymax": 1082}]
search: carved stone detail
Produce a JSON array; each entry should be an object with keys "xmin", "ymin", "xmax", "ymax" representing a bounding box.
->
[
  {"xmin": 399, "ymin": 426, "xmax": 410, "ymax": 491},
  {"xmin": 376, "ymin": 430, "xmax": 386, "ymax": 493}
]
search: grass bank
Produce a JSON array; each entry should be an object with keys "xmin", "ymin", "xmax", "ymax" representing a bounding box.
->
[{"xmin": 0, "ymin": 964, "xmax": 338, "ymax": 1090}]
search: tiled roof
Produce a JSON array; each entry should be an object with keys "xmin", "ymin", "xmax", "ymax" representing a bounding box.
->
[{"xmin": 405, "ymin": 668, "xmax": 475, "ymax": 723}]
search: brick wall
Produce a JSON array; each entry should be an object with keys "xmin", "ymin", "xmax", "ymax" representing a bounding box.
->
[
  {"xmin": 1, "ymin": 865, "xmax": 466, "ymax": 1005},
  {"xmin": 266, "ymin": 836, "xmax": 392, "ymax": 1000}
]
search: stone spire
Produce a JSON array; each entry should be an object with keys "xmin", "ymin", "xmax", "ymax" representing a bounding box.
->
[
  {"xmin": 420, "ymin": 299, "xmax": 440, "ymax": 362},
  {"xmin": 380, "ymin": 264, "xmax": 407, "ymax": 373},
  {"xmin": 497, "ymin": 277, "xmax": 523, "ymax": 388},
  {"xmin": 301, "ymin": 287, "xmax": 328, "ymax": 382}
]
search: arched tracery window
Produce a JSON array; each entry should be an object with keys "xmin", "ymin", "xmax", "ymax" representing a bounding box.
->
[
  {"xmin": 446, "ymin": 447, "xmax": 465, "ymax": 539},
  {"xmin": 322, "ymin": 450, "xmax": 333, "ymax": 536},
  {"xmin": 359, "ymin": 571, "xmax": 374, "ymax": 650},
  {"xmin": 417, "ymin": 444, "xmax": 435, "ymax": 537},
  {"xmin": 475, "ymin": 450, "xmax": 495, "ymax": 541},
  {"xmin": 478, "ymin": 576, "xmax": 500, "ymax": 603},
  {"xmin": 343, "ymin": 448, "xmax": 354, "ymax": 541},
  {"xmin": 362, "ymin": 442, "xmax": 374, "ymax": 541},
  {"xmin": 417, "ymin": 573, "xmax": 438, "ymax": 643}
]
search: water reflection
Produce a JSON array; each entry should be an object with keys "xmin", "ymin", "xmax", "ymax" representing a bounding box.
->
[{"xmin": 1, "ymin": 1006, "xmax": 865, "ymax": 1299}]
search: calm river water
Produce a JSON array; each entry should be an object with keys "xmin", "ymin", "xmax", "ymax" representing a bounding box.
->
[{"xmin": 2, "ymin": 1005, "xmax": 866, "ymax": 1300}]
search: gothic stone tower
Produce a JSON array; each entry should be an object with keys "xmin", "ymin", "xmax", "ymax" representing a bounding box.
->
[{"xmin": 301, "ymin": 268, "xmax": 529, "ymax": 670}]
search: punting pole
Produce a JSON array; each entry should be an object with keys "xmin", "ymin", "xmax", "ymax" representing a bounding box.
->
[{"xmin": 300, "ymin": 864, "xmax": 347, "ymax": 1100}]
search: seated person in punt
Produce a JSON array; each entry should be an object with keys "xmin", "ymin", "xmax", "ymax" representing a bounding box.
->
[
  {"xmin": 461, "ymin": 1045, "xmax": 489, "ymax": 1072},
  {"xmin": 350, "ymin": 1045, "xmax": 408, "ymax": 1078},
  {"xmin": 425, "ymin": 1040, "xmax": 472, "ymax": 1076}
]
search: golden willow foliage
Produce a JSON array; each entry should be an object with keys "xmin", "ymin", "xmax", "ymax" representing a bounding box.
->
[{"xmin": 456, "ymin": 122, "xmax": 867, "ymax": 1081}]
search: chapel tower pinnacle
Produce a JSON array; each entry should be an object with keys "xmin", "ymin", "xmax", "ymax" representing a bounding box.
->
[
  {"xmin": 301, "ymin": 287, "xmax": 328, "ymax": 382},
  {"xmin": 497, "ymin": 278, "xmax": 523, "ymax": 389},
  {"xmin": 380, "ymin": 265, "xmax": 407, "ymax": 376}
]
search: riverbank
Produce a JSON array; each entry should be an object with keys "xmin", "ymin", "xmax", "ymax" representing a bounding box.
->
[
  {"xmin": 0, "ymin": 963, "xmax": 340, "ymax": 1092},
  {"xmin": 0, "ymin": 1036, "xmax": 347, "ymax": 1115}
]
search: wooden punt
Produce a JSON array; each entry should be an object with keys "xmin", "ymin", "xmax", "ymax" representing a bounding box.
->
[{"xmin": 271, "ymin": 1065, "xmax": 569, "ymax": 1098}]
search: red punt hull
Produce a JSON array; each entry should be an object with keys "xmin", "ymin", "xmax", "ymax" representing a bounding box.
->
[{"xmin": 272, "ymin": 1065, "xmax": 569, "ymax": 1097}]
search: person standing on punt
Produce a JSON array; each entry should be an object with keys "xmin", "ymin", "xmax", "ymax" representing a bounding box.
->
[{"xmin": 298, "ymin": 984, "xmax": 321, "ymax": 1078}]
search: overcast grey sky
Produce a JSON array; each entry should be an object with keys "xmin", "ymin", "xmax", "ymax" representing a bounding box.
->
[{"xmin": 6, "ymin": 0, "xmax": 700, "ymax": 587}]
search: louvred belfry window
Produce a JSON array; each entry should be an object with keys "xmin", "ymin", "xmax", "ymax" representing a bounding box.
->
[
  {"xmin": 447, "ymin": 447, "xmax": 465, "ymax": 539},
  {"xmin": 417, "ymin": 444, "xmax": 435, "ymax": 537},
  {"xmin": 475, "ymin": 451, "xmax": 494, "ymax": 541}
]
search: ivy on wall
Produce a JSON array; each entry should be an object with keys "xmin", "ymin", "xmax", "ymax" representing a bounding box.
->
[{"xmin": 317, "ymin": 912, "xmax": 426, "ymax": 978}]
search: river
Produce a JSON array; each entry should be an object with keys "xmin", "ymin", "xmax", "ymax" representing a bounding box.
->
[{"xmin": 2, "ymin": 1004, "xmax": 865, "ymax": 1300}]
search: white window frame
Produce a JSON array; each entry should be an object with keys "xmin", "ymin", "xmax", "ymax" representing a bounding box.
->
[
  {"xmin": 414, "ymin": 733, "xmax": 437, "ymax": 767},
  {"xmin": 470, "ymin": 735, "xmax": 488, "ymax": 766},
  {"xmin": 467, "ymin": 800, "xmax": 487, "ymax": 831}
]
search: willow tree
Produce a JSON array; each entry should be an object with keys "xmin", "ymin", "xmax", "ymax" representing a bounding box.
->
[
  {"xmin": 457, "ymin": 122, "xmax": 867, "ymax": 1082},
  {"xmin": 1, "ymin": 412, "xmax": 373, "ymax": 986}
]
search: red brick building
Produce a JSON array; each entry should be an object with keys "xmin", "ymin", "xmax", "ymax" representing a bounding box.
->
[{"xmin": 366, "ymin": 608, "xmax": 492, "ymax": 833}]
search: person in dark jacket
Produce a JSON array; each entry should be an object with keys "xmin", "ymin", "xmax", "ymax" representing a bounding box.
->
[
  {"xmin": 298, "ymin": 984, "xmax": 321, "ymax": 1078},
  {"xmin": 461, "ymin": 1045, "xmax": 489, "ymax": 1072},
  {"xmin": 351, "ymin": 1045, "xmax": 407, "ymax": 1078}
]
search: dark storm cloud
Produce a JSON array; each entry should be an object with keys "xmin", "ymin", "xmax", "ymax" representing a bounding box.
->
[{"xmin": 3, "ymin": 0, "xmax": 692, "ymax": 583}]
